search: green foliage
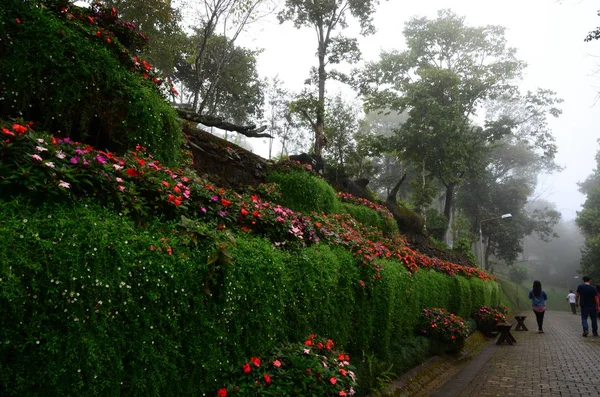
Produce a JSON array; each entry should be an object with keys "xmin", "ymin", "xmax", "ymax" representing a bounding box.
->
[
  {"xmin": 419, "ymin": 308, "xmax": 471, "ymax": 349},
  {"xmin": 266, "ymin": 170, "xmax": 341, "ymax": 214},
  {"xmin": 0, "ymin": 0, "xmax": 182, "ymax": 165},
  {"xmin": 473, "ymin": 305, "xmax": 508, "ymax": 335},
  {"xmin": 452, "ymin": 237, "xmax": 477, "ymax": 264},
  {"xmin": 342, "ymin": 203, "xmax": 397, "ymax": 237},
  {"xmin": 508, "ymin": 265, "xmax": 529, "ymax": 285},
  {"xmin": 175, "ymin": 34, "xmax": 264, "ymax": 124},
  {"xmin": 218, "ymin": 335, "xmax": 358, "ymax": 396},
  {"xmin": 425, "ymin": 208, "xmax": 448, "ymax": 241}
]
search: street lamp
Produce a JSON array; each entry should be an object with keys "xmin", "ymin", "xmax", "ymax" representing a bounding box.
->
[{"xmin": 479, "ymin": 213, "xmax": 512, "ymax": 269}]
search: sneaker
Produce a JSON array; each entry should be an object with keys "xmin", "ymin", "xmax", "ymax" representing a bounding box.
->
[
  {"xmin": 539, "ymin": 330, "xmax": 545, "ymax": 333},
  {"xmin": 584, "ymin": 330, "xmax": 589, "ymax": 337}
]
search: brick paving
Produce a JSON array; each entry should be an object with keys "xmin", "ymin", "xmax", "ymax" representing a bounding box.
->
[{"xmin": 431, "ymin": 310, "xmax": 600, "ymax": 397}]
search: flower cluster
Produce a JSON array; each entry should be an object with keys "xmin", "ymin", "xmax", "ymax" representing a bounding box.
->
[
  {"xmin": 54, "ymin": 2, "xmax": 177, "ymax": 96},
  {"xmin": 0, "ymin": 122, "xmax": 498, "ymax": 283},
  {"xmin": 420, "ymin": 308, "xmax": 471, "ymax": 344},
  {"xmin": 473, "ymin": 305, "xmax": 508, "ymax": 335},
  {"xmin": 337, "ymin": 192, "xmax": 395, "ymax": 221},
  {"xmin": 218, "ymin": 335, "xmax": 357, "ymax": 396}
]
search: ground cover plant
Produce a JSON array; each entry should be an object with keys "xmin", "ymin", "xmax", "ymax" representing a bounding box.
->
[{"xmin": 0, "ymin": 0, "xmax": 182, "ymax": 165}]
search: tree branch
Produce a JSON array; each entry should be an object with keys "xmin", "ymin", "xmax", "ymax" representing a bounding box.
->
[{"xmin": 175, "ymin": 107, "xmax": 272, "ymax": 138}]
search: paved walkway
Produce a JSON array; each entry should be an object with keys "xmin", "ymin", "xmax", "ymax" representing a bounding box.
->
[{"xmin": 430, "ymin": 310, "xmax": 600, "ymax": 397}]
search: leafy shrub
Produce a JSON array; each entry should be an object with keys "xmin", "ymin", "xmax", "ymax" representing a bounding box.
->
[
  {"xmin": 218, "ymin": 335, "xmax": 358, "ymax": 396},
  {"xmin": 0, "ymin": 0, "xmax": 182, "ymax": 165},
  {"xmin": 266, "ymin": 170, "xmax": 341, "ymax": 214},
  {"xmin": 338, "ymin": 192, "xmax": 398, "ymax": 238},
  {"xmin": 425, "ymin": 208, "xmax": 448, "ymax": 241},
  {"xmin": 473, "ymin": 305, "xmax": 508, "ymax": 335},
  {"xmin": 419, "ymin": 308, "xmax": 471, "ymax": 349},
  {"xmin": 452, "ymin": 237, "xmax": 477, "ymax": 264}
]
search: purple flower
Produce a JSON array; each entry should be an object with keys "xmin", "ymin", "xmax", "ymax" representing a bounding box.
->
[
  {"xmin": 200, "ymin": 207, "xmax": 207, "ymax": 213},
  {"xmin": 211, "ymin": 195, "xmax": 219, "ymax": 201},
  {"xmin": 96, "ymin": 155, "xmax": 107, "ymax": 164},
  {"xmin": 218, "ymin": 210, "xmax": 227, "ymax": 217},
  {"xmin": 70, "ymin": 157, "xmax": 79, "ymax": 164}
]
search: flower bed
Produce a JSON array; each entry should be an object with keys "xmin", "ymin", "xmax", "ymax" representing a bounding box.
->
[
  {"xmin": 473, "ymin": 305, "xmax": 508, "ymax": 335},
  {"xmin": 420, "ymin": 308, "xmax": 471, "ymax": 352},
  {"xmin": 218, "ymin": 335, "xmax": 358, "ymax": 396}
]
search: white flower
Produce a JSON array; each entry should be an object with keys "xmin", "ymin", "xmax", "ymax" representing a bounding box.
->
[
  {"xmin": 55, "ymin": 151, "xmax": 66, "ymax": 159},
  {"xmin": 113, "ymin": 164, "xmax": 123, "ymax": 170},
  {"xmin": 44, "ymin": 162, "xmax": 55, "ymax": 168},
  {"xmin": 35, "ymin": 146, "xmax": 48, "ymax": 152}
]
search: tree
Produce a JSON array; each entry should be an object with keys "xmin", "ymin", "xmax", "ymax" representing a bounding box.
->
[
  {"xmin": 175, "ymin": 34, "xmax": 264, "ymax": 124},
  {"xmin": 99, "ymin": 0, "xmax": 184, "ymax": 73},
  {"xmin": 322, "ymin": 94, "xmax": 359, "ymax": 182},
  {"xmin": 359, "ymin": 10, "xmax": 525, "ymax": 240},
  {"xmin": 189, "ymin": 0, "xmax": 270, "ymax": 114},
  {"xmin": 360, "ymin": 10, "xmax": 561, "ymax": 242},
  {"xmin": 278, "ymin": 0, "xmax": 380, "ymax": 155},
  {"xmin": 577, "ymin": 142, "xmax": 600, "ymax": 279},
  {"xmin": 264, "ymin": 77, "xmax": 307, "ymax": 158}
]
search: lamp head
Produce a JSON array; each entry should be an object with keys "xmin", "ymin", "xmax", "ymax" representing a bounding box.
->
[{"xmin": 501, "ymin": 213, "xmax": 512, "ymax": 219}]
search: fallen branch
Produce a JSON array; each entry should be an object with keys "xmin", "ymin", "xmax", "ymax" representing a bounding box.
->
[{"xmin": 175, "ymin": 108, "xmax": 272, "ymax": 138}]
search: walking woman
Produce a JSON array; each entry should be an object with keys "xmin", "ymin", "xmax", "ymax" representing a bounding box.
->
[{"xmin": 529, "ymin": 280, "xmax": 548, "ymax": 333}]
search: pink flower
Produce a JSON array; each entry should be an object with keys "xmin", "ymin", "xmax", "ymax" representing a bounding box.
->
[
  {"xmin": 303, "ymin": 348, "xmax": 310, "ymax": 354},
  {"xmin": 70, "ymin": 157, "xmax": 79, "ymax": 164},
  {"xmin": 96, "ymin": 155, "xmax": 107, "ymax": 164},
  {"xmin": 44, "ymin": 162, "xmax": 55, "ymax": 168},
  {"xmin": 58, "ymin": 180, "xmax": 70, "ymax": 189},
  {"xmin": 31, "ymin": 154, "xmax": 42, "ymax": 161},
  {"xmin": 329, "ymin": 377, "xmax": 337, "ymax": 385},
  {"xmin": 35, "ymin": 146, "xmax": 47, "ymax": 152},
  {"xmin": 55, "ymin": 151, "xmax": 66, "ymax": 159},
  {"xmin": 273, "ymin": 360, "xmax": 281, "ymax": 367},
  {"xmin": 118, "ymin": 186, "xmax": 126, "ymax": 191},
  {"xmin": 116, "ymin": 177, "xmax": 123, "ymax": 183}
]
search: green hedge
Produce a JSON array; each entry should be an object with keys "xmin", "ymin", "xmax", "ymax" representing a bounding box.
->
[
  {"xmin": 0, "ymin": 1, "xmax": 182, "ymax": 165},
  {"xmin": 342, "ymin": 203, "xmax": 398, "ymax": 237},
  {"xmin": 0, "ymin": 199, "xmax": 501, "ymax": 396},
  {"xmin": 266, "ymin": 171, "xmax": 341, "ymax": 214}
]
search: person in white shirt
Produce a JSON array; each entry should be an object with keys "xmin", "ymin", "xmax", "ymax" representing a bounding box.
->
[{"xmin": 567, "ymin": 290, "xmax": 577, "ymax": 314}]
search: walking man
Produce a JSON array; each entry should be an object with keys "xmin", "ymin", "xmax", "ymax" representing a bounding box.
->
[
  {"xmin": 567, "ymin": 290, "xmax": 577, "ymax": 314},
  {"xmin": 576, "ymin": 276, "xmax": 599, "ymax": 337}
]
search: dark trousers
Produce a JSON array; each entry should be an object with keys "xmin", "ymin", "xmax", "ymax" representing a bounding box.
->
[
  {"xmin": 533, "ymin": 310, "xmax": 545, "ymax": 331},
  {"xmin": 581, "ymin": 306, "xmax": 598, "ymax": 334},
  {"xmin": 570, "ymin": 303, "xmax": 577, "ymax": 314}
]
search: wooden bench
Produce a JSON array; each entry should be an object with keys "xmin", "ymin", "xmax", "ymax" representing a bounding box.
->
[
  {"xmin": 514, "ymin": 316, "xmax": 528, "ymax": 331},
  {"xmin": 496, "ymin": 323, "xmax": 517, "ymax": 345}
]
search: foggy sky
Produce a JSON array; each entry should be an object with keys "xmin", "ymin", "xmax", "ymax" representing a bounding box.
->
[{"xmin": 235, "ymin": 0, "xmax": 600, "ymax": 220}]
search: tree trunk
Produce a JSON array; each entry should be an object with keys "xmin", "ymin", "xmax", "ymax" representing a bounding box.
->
[
  {"xmin": 387, "ymin": 173, "xmax": 407, "ymax": 204},
  {"xmin": 315, "ymin": 47, "xmax": 326, "ymax": 156},
  {"xmin": 442, "ymin": 183, "xmax": 455, "ymax": 242}
]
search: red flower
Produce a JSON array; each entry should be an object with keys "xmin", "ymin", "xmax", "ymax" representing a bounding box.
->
[
  {"xmin": 217, "ymin": 388, "xmax": 227, "ymax": 397},
  {"xmin": 252, "ymin": 211, "xmax": 260, "ymax": 217},
  {"xmin": 263, "ymin": 374, "xmax": 271, "ymax": 384},
  {"xmin": 242, "ymin": 363, "xmax": 251, "ymax": 373},
  {"xmin": 12, "ymin": 124, "xmax": 27, "ymax": 134},
  {"xmin": 339, "ymin": 369, "xmax": 347, "ymax": 376},
  {"xmin": 15, "ymin": 18, "xmax": 21, "ymax": 24},
  {"xmin": 304, "ymin": 340, "xmax": 313, "ymax": 346},
  {"xmin": 250, "ymin": 357, "xmax": 261, "ymax": 367},
  {"xmin": 161, "ymin": 181, "xmax": 169, "ymax": 187},
  {"xmin": 251, "ymin": 195, "xmax": 258, "ymax": 202},
  {"xmin": 136, "ymin": 158, "xmax": 146, "ymax": 166},
  {"xmin": 339, "ymin": 392, "xmax": 347, "ymax": 397},
  {"xmin": 221, "ymin": 198, "xmax": 231, "ymax": 207},
  {"xmin": 329, "ymin": 377, "xmax": 337, "ymax": 385},
  {"xmin": 173, "ymin": 186, "xmax": 181, "ymax": 194},
  {"xmin": 240, "ymin": 208, "xmax": 249, "ymax": 216},
  {"xmin": 126, "ymin": 168, "xmax": 139, "ymax": 177},
  {"xmin": 273, "ymin": 359, "xmax": 281, "ymax": 367},
  {"xmin": 1, "ymin": 128, "xmax": 14, "ymax": 136}
]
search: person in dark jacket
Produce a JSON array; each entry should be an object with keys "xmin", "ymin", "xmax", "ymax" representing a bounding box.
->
[
  {"xmin": 576, "ymin": 276, "xmax": 599, "ymax": 337},
  {"xmin": 529, "ymin": 280, "xmax": 548, "ymax": 333}
]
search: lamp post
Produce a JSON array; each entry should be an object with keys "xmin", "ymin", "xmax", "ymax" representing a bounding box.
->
[{"xmin": 479, "ymin": 213, "xmax": 512, "ymax": 269}]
